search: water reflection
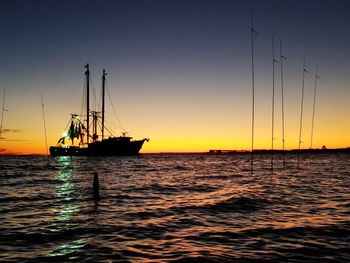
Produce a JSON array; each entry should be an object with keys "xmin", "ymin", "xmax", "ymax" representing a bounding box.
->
[
  {"xmin": 48, "ymin": 156, "xmax": 86, "ymax": 257},
  {"xmin": 2, "ymin": 154, "xmax": 349, "ymax": 261}
]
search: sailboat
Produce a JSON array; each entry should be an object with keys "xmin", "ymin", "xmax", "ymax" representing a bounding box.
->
[{"xmin": 49, "ymin": 64, "xmax": 149, "ymax": 156}]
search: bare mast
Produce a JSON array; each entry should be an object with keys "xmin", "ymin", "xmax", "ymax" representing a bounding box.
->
[
  {"xmin": 102, "ymin": 69, "xmax": 106, "ymax": 140},
  {"xmin": 271, "ymin": 37, "xmax": 278, "ymax": 170},
  {"xmin": 250, "ymin": 14, "xmax": 257, "ymax": 171},
  {"xmin": 298, "ymin": 59, "xmax": 309, "ymax": 167},
  {"xmin": 310, "ymin": 65, "xmax": 320, "ymax": 149},
  {"xmin": 85, "ymin": 64, "xmax": 90, "ymax": 143},
  {"xmin": 279, "ymin": 39, "xmax": 287, "ymax": 169},
  {"xmin": 0, "ymin": 89, "xmax": 8, "ymax": 139},
  {"xmin": 41, "ymin": 92, "xmax": 49, "ymax": 156}
]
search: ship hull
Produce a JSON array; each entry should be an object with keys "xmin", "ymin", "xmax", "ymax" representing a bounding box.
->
[{"xmin": 50, "ymin": 137, "xmax": 146, "ymax": 156}]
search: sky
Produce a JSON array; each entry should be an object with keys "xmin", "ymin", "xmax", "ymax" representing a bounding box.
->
[{"xmin": 0, "ymin": 0, "xmax": 349, "ymax": 154}]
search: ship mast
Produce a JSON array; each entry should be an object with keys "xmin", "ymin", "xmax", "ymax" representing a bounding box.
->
[
  {"xmin": 279, "ymin": 39, "xmax": 287, "ymax": 169},
  {"xmin": 102, "ymin": 69, "xmax": 106, "ymax": 140},
  {"xmin": 250, "ymin": 14, "xmax": 257, "ymax": 171},
  {"xmin": 271, "ymin": 37, "xmax": 278, "ymax": 171},
  {"xmin": 85, "ymin": 64, "xmax": 90, "ymax": 143},
  {"xmin": 298, "ymin": 59, "xmax": 309, "ymax": 167},
  {"xmin": 41, "ymin": 92, "xmax": 49, "ymax": 156},
  {"xmin": 310, "ymin": 65, "xmax": 319, "ymax": 149},
  {"xmin": 0, "ymin": 89, "xmax": 8, "ymax": 139}
]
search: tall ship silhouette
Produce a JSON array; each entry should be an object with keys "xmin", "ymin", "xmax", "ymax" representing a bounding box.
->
[{"xmin": 49, "ymin": 64, "xmax": 149, "ymax": 156}]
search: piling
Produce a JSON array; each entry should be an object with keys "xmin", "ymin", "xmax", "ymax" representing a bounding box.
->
[{"xmin": 93, "ymin": 172, "xmax": 100, "ymax": 200}]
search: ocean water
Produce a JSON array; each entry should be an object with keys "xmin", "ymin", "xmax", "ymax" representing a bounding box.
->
[{"xmin": 0, "ymin": 153, "xmax": 349, "ymax": 262}]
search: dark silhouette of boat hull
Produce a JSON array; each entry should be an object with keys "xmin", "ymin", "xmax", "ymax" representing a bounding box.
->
[{"xmin": 50, "ymin": 137, "xmax": 147, "ymax": 156}]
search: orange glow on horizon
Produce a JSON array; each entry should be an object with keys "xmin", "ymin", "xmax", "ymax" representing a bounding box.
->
[
  {"xmin": 1, "ymin": 130, "xmax": 349, "ymax": 155},
  {"xmin": 1, "ymin": 78, "xmax": 349, "ymax": 155}
]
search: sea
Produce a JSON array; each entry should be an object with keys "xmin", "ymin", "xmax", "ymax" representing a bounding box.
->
[{"xmin": 0, "ymin": 153, "xmax": 349, "ymax": 262}]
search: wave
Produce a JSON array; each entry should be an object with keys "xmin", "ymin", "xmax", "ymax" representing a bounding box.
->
[
  {"xmin": 194, "ymin": 196, "xmax": 272, "ymax": 213},
  {"xmin": 1, "ymin": 154, "xmax": 350, "ymax": 262}
]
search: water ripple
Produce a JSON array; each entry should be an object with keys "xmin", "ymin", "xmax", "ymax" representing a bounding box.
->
[{"xmin": 0, "ymin": 153, "xmax": 349, "ymax": 262}]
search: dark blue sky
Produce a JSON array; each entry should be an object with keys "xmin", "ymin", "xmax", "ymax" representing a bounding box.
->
[
  {"xmin": 2, "ymin": 0, "xmax": 349, "ymax": 76},
  {"xmin": 0, "ymin": 1, "xmax": 349, "ymax": 69}
]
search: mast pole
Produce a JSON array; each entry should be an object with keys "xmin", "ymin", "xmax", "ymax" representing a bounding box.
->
[
  {"xmin": 250, "ymin": 14, "xmax": 257, "ymax": 171},
  {"xmin": 271, "ymin": 37, "xmax": 278, "ymax": 171},
  {"xmin": 298, "ymin": 59, "xmax": 309, "ymax": 167},
  {"xmin": 41, "ymin": 92, "xmax": 49, "ymax": 156},
  {"xmin": 279, "ymin": 39, "xmax": 287, "ymax": 169},
  {"xmin": 310, "ymin": 65, "xmax": 319, "ymax": 149},
  {"xmin": 102, "ymin": 69, "xmax": 106, "ymax": 140},
  {"xmin": 85, "ymin": 64, "xmax": 90, "ymax": 143},
  {"xmin": 0, "ymin": 89, "xmax": 8, "ymax": 139}
]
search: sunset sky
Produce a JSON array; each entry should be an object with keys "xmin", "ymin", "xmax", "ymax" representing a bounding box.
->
[{"xmin": 0, "ymin": 0, "xmax": 349, "ymax": 154}]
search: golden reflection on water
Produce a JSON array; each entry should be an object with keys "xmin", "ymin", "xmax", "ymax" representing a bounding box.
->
[{"xmin": 48, "ymin": 156, "xmax": 86, "ymax": 257}]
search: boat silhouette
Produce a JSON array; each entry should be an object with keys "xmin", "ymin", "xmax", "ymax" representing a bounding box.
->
[{"xmin": 49, "ymin": 64, "xmax": 148, "ymax": 156}]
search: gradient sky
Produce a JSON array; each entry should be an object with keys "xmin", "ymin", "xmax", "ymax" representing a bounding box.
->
[{"xmin": 0, "ymin": 0, "xmax": 349, "ymax": 154}]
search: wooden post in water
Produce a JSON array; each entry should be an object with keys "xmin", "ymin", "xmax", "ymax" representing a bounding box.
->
[{"xmin": 93, "ymin": 172, "xmax": 100, "ymax": 200}]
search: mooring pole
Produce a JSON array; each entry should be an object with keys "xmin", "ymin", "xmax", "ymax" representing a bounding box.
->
[{"xmin": 93, "ymin": 172, "xmax": 100, "ymax": 200}]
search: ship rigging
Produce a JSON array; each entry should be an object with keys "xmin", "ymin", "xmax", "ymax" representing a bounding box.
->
[{"xmin": 50, "ymin": 64, "xmax": 148, "ymax": 156}]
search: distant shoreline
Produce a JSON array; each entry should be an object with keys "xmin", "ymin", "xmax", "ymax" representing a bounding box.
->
[
  {"xmin": 1, "ymin": 147, "xmax": 350, "ymax": 156},
  {"xmin": 208, "ymin": 147, "xmax": 350, "ymax": 154}
]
